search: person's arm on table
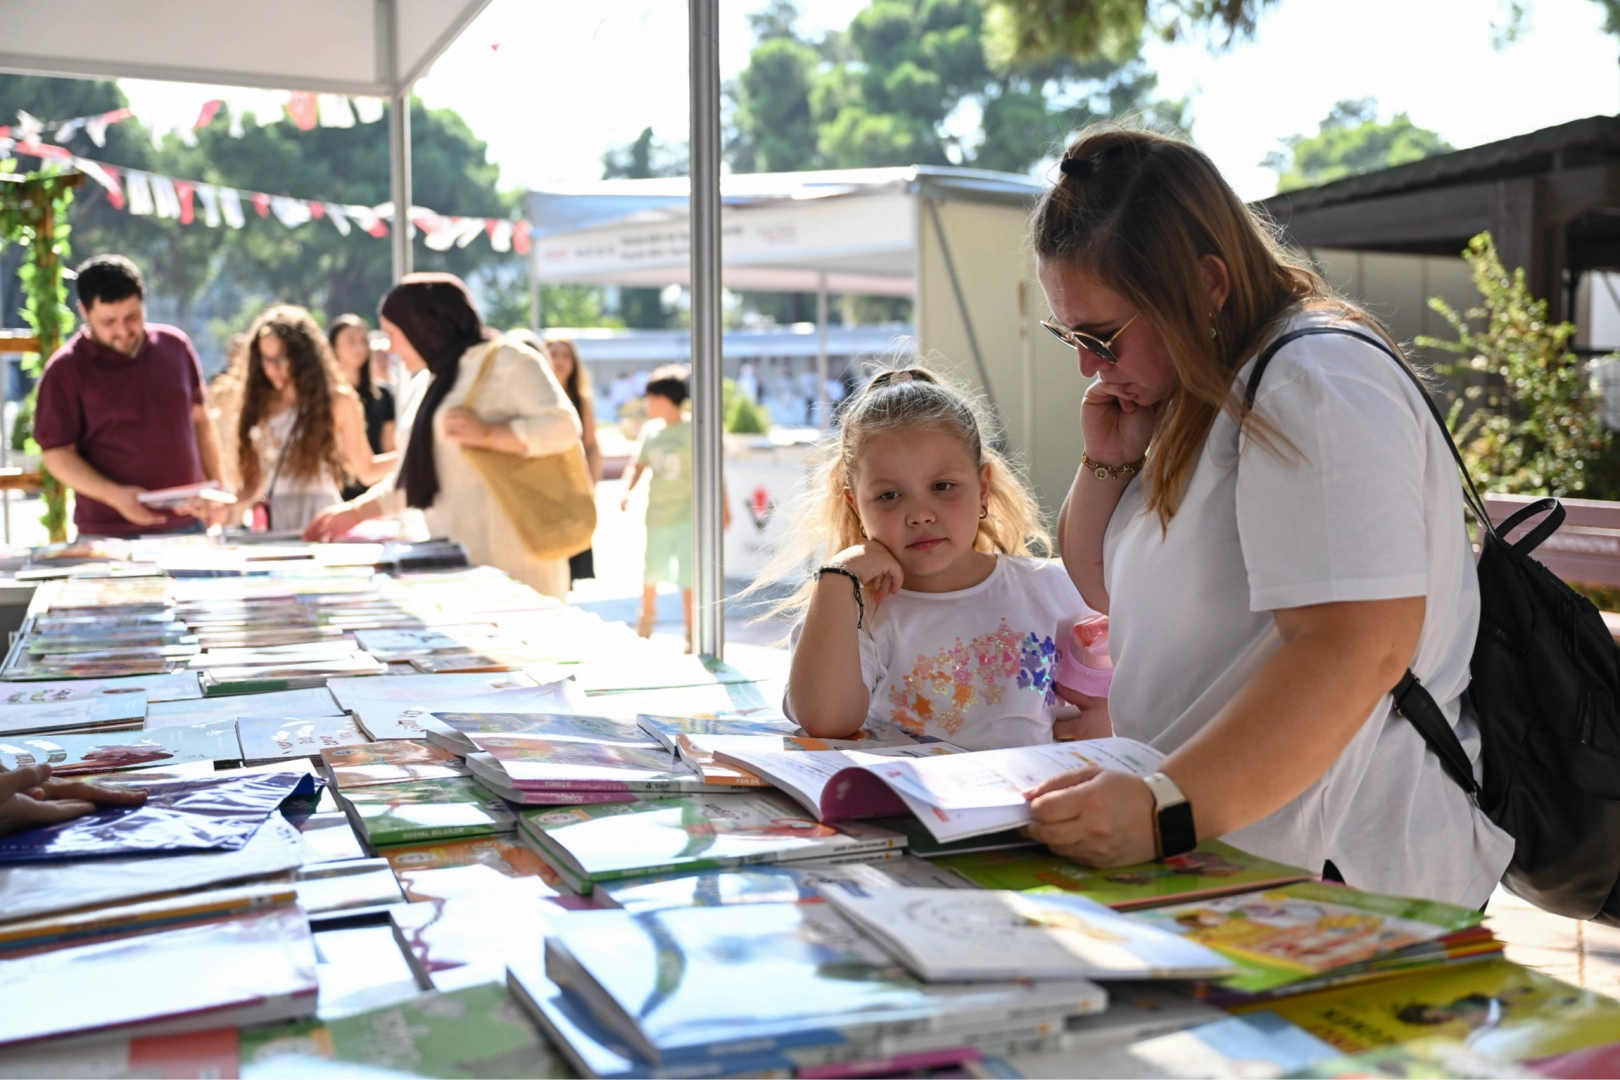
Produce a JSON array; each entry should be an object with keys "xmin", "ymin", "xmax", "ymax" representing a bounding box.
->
[
  {"xmin": 0, "ymin": 764, "xmax": 146, "ymax": 837},
  {"xmin": 336, "ymin": 392, "xmax": 397, "ymax": 485},
  {"xmin": 1024, "ymin": 595, "xmax": 1425, "ymax": 866},
  {"xmin": 787, "ymin": 542, "xmax": 903, "ymax": 739},
  {"xmin": 42, "ymin": 445, "xmax": 165, "ymax": 528}
]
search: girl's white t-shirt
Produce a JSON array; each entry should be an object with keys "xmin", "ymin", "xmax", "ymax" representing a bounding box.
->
[
  {"xmin": 1103, "ymin": 314, "xmax": 1513, "ymax": 909},
  {"xmin": 792, "ymin": 555, "xmax": 1097, "ymax": 751}
]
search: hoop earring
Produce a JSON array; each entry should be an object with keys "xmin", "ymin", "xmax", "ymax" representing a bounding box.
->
[{"xmin": 979, "ymin": 506, "xmax": 988, "ymax": 520}]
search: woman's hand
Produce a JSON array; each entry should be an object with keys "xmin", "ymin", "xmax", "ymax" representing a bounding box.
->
[
  {"xmin": 441, "ymin": 407, "xmax": 490, "ymax": 447},
  {"xmin": 0, "ymin": 765, "xmax": 147, "ymax": 838},
  {"xmin": 1080, "ymin": 380, "xmax": 1160, "ymax": 467},
  {"xmin": 1023, "ymin": 767, "xmax": 1156, "ymax": 866},
  {"xmin": 827, "ymin": 541, "xmax": 904, "ymax": 605},
  {"xmin": 304, "ymin": 503, "xmax": 365, "ymax": 541}
]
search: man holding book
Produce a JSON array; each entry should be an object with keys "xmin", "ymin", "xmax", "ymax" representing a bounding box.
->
[{"xmin": 34, "ymin": 255, "xmax": 228, "ymax": 537}]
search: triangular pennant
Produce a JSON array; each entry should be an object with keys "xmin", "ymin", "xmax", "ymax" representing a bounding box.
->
[
  {"xmin": 316, "ymin": 95, "xmax": 355, "ymax": 128},
  {"xmin": 452, "ymin": 217, "xmax": 487, "ymax": 248},
  {"xmin": 352, "ymin": 97, "xmax": 385, "ymax": 124},
  {"xmin": 308, "ymin": 201, "xmax": 326, "ymax": 220},
  {"xmin": 149, "ymin": 174, "xmax": 182, "ymax": 219},
  {"xmin": 219, "ymin": 188, "xmax": 245, "ymax": 228},
  {"xmin": 14, "ymin": 111, "xmax": 43, "ymax": 143},
  {"xmin": 323, "ymin": 203, "xmax": 352, "ymax": 236},
  {"xmin": 285, "ymin": 92, "xmax": 318, "ymax": 131},
  {"xmin": 85, "ymin": 116, "xmax": 111, "ymax": 146},
  {"xmin": 253, "ymin": 191, "xmax": 271, "ymax": 217},
  {"xmin": 124, "ymin": 170, "xmax": 155, "ymax": 216},
  {"xmin": 345, "ymin": 204, "xmax": 387, "ymax": 237},
  {"xmin": 175, "ymin": 180, "xmax": 195, "ymax": 225},
  {"xmin": 227, "ymin": 108, "xmax": 245, "ymax": 139},
  {"xmin": 513, "ymin": 221, "xmax": 531, "ymax": 255},
  {"xmin": 270, "ymin": 195, "xmax": 313, "ymax": 227},
  {"xmin": 194, "ymin": 100, "xmax": 224, "ymax": 130},
  {"xmin": 487, "ymin": 219, "xmax": 513, "ymax": 253},
  {"xmin": 51, "ymin": 118, "xmax": 84, "ymax": 143},
  {"xmin": 195, "ymin": 183, "xmax": 221, "ymax": 227},
  {"xmin": 72, "ymin": 158, "xmax": 122, "ymax": 208}
]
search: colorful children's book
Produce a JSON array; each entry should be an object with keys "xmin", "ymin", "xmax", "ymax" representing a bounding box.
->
[
  {"xmin": 391, "ymin": 892, "xmax": 562, "ymax": 992},
  {"xmin": 1529, "ymin": 1039, "xmax": 1620, "ymax": 1080},
  {"xmin": 1291, "ymin": 1036, "xmax": 1532, "ymax": 1079},
  {"xmin": 0, "ymin": 882, "xmax": 298, "ymax": 954},
  {"xmin": 396, "ymin": 862, "xmax": 564, "ymax": 904},
  {"xmin": 934, "ymin": 841, "xmax": 1313, "ymax": 910},
  {"xmin": 0, "ymin": 672, "xmax": 199, "ymax": 704},
  {"xmin": 411, "ymin": 653, "xmax": 517, "ymax": 674},
  {"xmin": 423, "ymin": 710, "xmax": 659, "ymax": 757},
  {"xmin": 674, "ymin": 732, "xmax": 927, "ymax": 787},
  {"xmin": 543, "ymin": 902, "xmax": 1107, "ymax": 1066},
  {"xmin": 0, "ymin": 692, "xmax": 148, "ymax": 737},
  {"xmin": 0, "ymin": 906, "xmax": 318, "ymax": 1050},
  {"xmin": 291, "ymin": 858, "xmax": 406, "ymax": 914},
  {"xmin": 825, "ymin": 888, "xmax": 1234, "ymax": 982},
  {"xmin": 0, "ymin": 1027, "xmax": 241, "ymax": 1079},
  {"xmin": 460, "ymin": 734, "xmax": 698, "ymax": 793},
  {"xmin": 383, "ymin": 835, "xmax": 564, "ymax": 891},
  {"xmin": 320, "ymin": 740, "xmax": 469, "ymax": 788},
  {"xmin": 865, "ymin": 815, "xmax": 1040, "ymax": 859},
  {"xmin": 1127, "ymin": 1010, "xmax": 1341, "ymax": 1079},
  {"xmin": 235, "ymin": 714, "xmax": 368, "ymax": 763},
  {"xmin": 581, "ymin": 681, "xmax": 784, "ymax": 723},
  {"xmin": 716, "ymin": 738, "xmax": 1163, "ymax": 843},
  {"xmin": 239, "ymin": 982, "xmax": 570, "ymax": 1079},
  {"xmin": 597, "ymin": 854, "xmax": 966, "ymax": 913},
  {"xmin": 339, "ymin": 776, "xmax": 518, "ymax": 848},
  {"xmin": 1247, "ymin": 959, "xmax": 1620, "ymax": 1062},
  {"xmin": 461, "ymin": 757, "xmax": 654, "ymax": 805},
  {"xmin": 517, "ymin": 792, "xmax": 907, "ymax": 894},
  {"xmin": 635, "ymin": 712, "xmax": 801, "ymax": 753},
  {"xmin": 0, "ymin": 719, "xmax": 241, "ymax": 774},
  {"xmin": 1136, "ymin": 882, "xmax": 1488, "ymax": 994}
]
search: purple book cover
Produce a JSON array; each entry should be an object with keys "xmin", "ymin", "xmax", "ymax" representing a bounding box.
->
[{"xmin": 0, "ymin": 771, "xmax": 317, "ymax": 863}]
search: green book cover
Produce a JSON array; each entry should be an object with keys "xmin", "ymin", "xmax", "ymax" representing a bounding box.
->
[
  {"xmin": 341, "ymin": 776, "xmax": 517, "ymax": 848},
  {"xmin": 240, "ymin": 982, "xmax": 571, "ymax": 1078},
  {"xmin": 933, "ymin": 840, "xmax": 1311, "ymax": 909},
  {"xmin": 518, "ymin": 791, "xmax": 904, "ymax": 891},
  {"xmin": 1135, "ymin": 881, "xmax": 1486, "ymax": 993}
]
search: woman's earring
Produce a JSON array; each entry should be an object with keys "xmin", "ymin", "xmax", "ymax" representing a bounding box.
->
[{"xmin": 979, "ymin": 505, "xmax": 989, "ymax": 520}]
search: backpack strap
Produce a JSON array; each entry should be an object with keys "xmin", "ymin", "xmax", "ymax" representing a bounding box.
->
[{"xmin": 1243, "ymin": 324, "xmax": 1486, "ymax": 802}]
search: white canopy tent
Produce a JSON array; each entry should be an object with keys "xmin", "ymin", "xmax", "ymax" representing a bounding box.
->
[{"xmin": 0, "ymin": 0, "xmax": 492, "ymax": 280}]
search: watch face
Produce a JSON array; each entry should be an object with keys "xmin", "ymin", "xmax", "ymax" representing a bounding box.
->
[{"xmin": 1158, "ymin": 801, "xmax": 1197, "ymax": 859}]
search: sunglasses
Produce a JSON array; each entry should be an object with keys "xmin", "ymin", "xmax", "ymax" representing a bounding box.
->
[{"xmin": 1040, "ymin": 311, "xmax": 1140, "ymax": 364}]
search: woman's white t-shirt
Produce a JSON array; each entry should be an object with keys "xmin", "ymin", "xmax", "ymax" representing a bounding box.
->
[
  {"xmin": 1102, "ymin": 314, "xmax": 1513, "ymax": 909},
  {"xmin": 792, "ymin": 555, "xmax": 1098, "ymax": 751}
]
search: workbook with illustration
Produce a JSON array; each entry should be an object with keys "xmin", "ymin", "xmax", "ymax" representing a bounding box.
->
[
  {"xmin": 516, "ymin": 791, "xmax": 906, "ymax": 893},
  {"xmin": 339, "ymin": 776, "xmax": 519, "ymax": 848},
  {"xmin": 320, "ymin": 740, "xmax": 469, "ymax": 788},
  {"xmin": 715, "ymin": 736, "xmax": 1164, "ymax": 843},
  {"xmin": 423, "ymin": 711, "xmax": 658, "ymax": 757}
]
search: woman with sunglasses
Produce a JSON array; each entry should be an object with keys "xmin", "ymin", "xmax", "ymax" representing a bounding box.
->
[{"xmin": 1022, "ymin": 126, "xmax": 1510, "ymax": 910}]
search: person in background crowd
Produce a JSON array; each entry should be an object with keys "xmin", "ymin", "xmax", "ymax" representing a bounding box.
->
[
  {"xmin": 303, "ymin": 274, "xmax": 583, "ymax": 598},
  {"xmin": 531, "ymin": 334, "xmax": 601, "ymax": 584},
  {"xmin": 328, "ymin": 314, "xmax": 398, "ymax": 501},
  {"xmin": 35, "ymin": 254, "xmax": 228, "ymax": 536},
  {"xmin": 736, "ymin": 361, "xmax": 760, "ymax": 405},
  {"xmin": 207, "ymin": 333, "xmax": 250, "ymax": 491},
  {"xmin": 609, "ymin": 371, "xmax": 636, "ymax": 420},
  {"xmin": 237, "ymin": 305, "xmax": 391, "ymax": 533}
]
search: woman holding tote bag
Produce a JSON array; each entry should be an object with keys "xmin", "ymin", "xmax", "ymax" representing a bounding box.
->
[{"xmin": 305, "ymin": 273, "xmax": 589, "ymax": 599}]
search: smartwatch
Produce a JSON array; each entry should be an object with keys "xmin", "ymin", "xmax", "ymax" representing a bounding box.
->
[{"xmin": 1144, "ymin": 772, "xmax": 1197, "ymax": 859}]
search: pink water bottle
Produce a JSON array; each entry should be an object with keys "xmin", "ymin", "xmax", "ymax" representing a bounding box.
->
[{"xmin": 1053, "ymin": 615, "xmax": 1112, "ymax": 698}]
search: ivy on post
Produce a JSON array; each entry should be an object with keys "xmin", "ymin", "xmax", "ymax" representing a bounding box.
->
[{"xmin": 0, "ymin": 165, "xmax": 83, "ymax": 543}]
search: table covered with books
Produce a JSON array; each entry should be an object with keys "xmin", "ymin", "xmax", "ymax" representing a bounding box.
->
[{"xmin": 0, "ymin": 533, "xmax": 1615, "ymax": 1080}]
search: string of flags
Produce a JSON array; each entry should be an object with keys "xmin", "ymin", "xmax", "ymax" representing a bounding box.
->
[
  {"xmin": 0, "ymin": 124, "xmax": 529, "ymax": 256},
  {"xmin": 0, "ymin": 91, "xmax": 387, "ymax": 151}
]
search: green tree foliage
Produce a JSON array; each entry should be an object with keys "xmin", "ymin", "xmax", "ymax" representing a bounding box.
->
[
  {"xmin": 1263, "ymin": 99, "xmax": 1452, "ymax": 192},
  {"xmin": 723, "ymin": 377, "xmax": 773, "ymax": 434},
  {"xmin": 727, "ymin": 0, "xmax": 1187, "ymax": 179},
  {"xmin": 1417, "ymin": 232, "xmax": 1620, "ymax": 499},
  {"xmin": 979, "ymin": 0, "xmax": 1271, "ymax": 67},
  {"xmin": 601, "ymin": 128, "xmax": 686, "ymax": 329},
  {"xmin": 0, "ymin": 74, "xmax": 520, "ymax": 337}
]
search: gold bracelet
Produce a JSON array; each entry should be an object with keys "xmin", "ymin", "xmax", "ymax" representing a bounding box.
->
[{"xmin": 1080, "ymin": 452, "xmax": 1146, "ymax": 481}]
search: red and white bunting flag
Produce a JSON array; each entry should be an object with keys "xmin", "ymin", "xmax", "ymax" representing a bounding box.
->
[
  {"xmin": 323, "ymin": 203, "xmax": 352, "ymax": 236},
  {"xmin": 285, "ymin": 92, "xmax": 318, "ymax": 131},
  {"xmin": 487, "ymin": 219, "xmax": 513, "ymax": 253},
  {"xmin": 352, "ymin": 97, "xmax": 385, "ymax": 124},
  {"xmin": 344, "ymin": 204, "xmax": 386, "ymax": 237},
  {"xmin": 270, "ymin": 196, "xmax": 313, "ymax": 228},
  {"xmin": 513, "ymin": 221, "xmax": 531, "ymax": 255},
  {"xmin": 316, "ymin": 95, "xmax": 355, "ymax": 129},
  {"xmin": 175, "ymin": 179, "xmax": 195, "ymax": 225},
  {"xmin": 253, "ymin": 191, "xmax": 271, "ymax": 217},
  {"xmin": 194, "ymin": 100, "xmax": 224, "ymax": 130},
  {"xmin": 124, "ymin": 170, "xmax": 155, "ymax": 216},
  {"xmin": 195, "ymin": 183, "xmax": 221, "ymax": 227},
  {"xmin": 219, "ymin": 188, "xmax": 245, "ymax": 229},
  {"xmin": 150, "ymin": 175, "xmax": 182, "ymax": 219},
  {"xmin": 72, "ymin": 157, "xmax": 123, "ymax": 208}
]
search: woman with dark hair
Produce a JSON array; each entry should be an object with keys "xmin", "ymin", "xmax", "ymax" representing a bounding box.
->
[
  {"xmin": 328, "ymin": 314, "xmax": 398, "ymax": 500},
  {"xmin": 1020, "ymin": 126, "xmax": 1510, "ymax": 909},
  {"xmin": 238, "ymin": 305, "xmax": 391, "ymax": 532},
  {"xmin": 304, "ymin": 274, "xmax": 582, "ymax": 598}
]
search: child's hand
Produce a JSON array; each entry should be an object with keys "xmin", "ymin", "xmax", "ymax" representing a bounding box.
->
[
  {"xmin": 827, "ymin": 541, "xmax": 904, "ymax": 604},
  {"xmin": 1053, "ymin": 687, "xmax": 1111, "ymax": 741}
]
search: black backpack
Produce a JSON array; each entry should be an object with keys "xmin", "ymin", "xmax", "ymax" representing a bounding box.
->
[{"xmin": 1247, "ymin": 326, "xmax": 1620, "ymax": 925}]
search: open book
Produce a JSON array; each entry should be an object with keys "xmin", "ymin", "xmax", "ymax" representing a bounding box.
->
[{"xmin": 715, "ymin": 736, "xmax": 1164, "ymax": 843}]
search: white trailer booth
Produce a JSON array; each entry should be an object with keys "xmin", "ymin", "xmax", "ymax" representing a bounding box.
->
[{"xmin": 527, "ymin": 165, "xmax": 1085, "ymax": 544}]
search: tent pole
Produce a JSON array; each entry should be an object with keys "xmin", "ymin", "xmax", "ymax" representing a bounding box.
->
[
  {"xmin": 389, "ymin": 88, "xmax": 412, "ymax": 281},
  {"xmin": 689, "ymin": 0, "xmax": 724, "ymax": 659},
  {"xmin": 816, "ymin": 271, "xmax": 829, "ymax": 428}
]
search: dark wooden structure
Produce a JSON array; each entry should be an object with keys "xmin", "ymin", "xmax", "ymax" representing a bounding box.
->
[{"xmin": 1259, "ymin": 115, "xmax": 1620, "ymax": 324}]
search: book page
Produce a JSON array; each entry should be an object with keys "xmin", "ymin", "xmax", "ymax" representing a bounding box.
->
[{"xmin": 858, "ymin": 738, "xmax": 1164, "ymax": 811}]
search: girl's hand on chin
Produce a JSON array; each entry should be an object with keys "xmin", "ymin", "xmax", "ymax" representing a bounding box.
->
[
  {"xmin": 828, "ymin": 541, "xmax": 904, "ymax": 605},
  {"xmin": 1081, "ymin": 381, "xmax": 1158, "ymax": 466}
]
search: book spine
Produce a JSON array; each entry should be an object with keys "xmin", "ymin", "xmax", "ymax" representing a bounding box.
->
[{"xmin": 370, "ymin": 824, "xmax": 499, "ymax": 846}]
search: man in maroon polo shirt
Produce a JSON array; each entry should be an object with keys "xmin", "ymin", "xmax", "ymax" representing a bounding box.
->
[{"xmin": 34, "ymin": 255, "xmax": 226, "ymax": 537}]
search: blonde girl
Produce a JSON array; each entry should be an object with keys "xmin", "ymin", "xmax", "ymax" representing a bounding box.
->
[{"xmin": 779, "ymin": 365, "xmax": 1103, "ymax": 751}]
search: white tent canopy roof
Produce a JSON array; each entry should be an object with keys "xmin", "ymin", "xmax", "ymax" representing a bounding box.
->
[
  {"xmin": 527, "ymin": 165, "xmax": 1046, "ymax": 296},
  {"xmin": 0, "ymin": 0, "xmax": 490, "ymax": 96}
]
